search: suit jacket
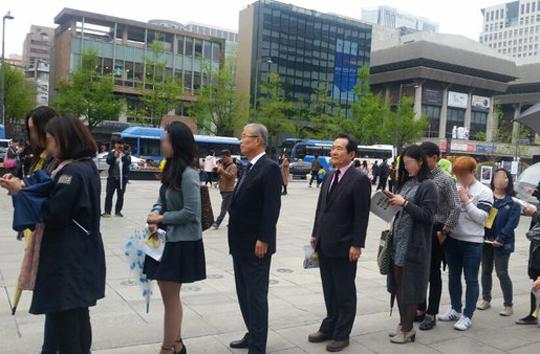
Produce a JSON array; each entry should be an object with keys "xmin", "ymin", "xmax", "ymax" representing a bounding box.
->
[
  {"xmin": 228, "ymin": 154, "xmax": 282, "ymax": 258},
  {"xmin": 312, "ymin": 166, "xmax": 372, "ymax": 258}
]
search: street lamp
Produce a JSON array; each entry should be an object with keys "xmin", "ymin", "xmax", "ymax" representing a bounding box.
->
[
  {"xmin": 253, "ymin": 57, "xmax": 273, "ymax": 111},
  {"xmin": 395, "ymin": 82, "xmax": 419, "ymax": 157},
  {"xmin": 1, "ymin": 11, "xmax": 14, "ymax": 127}
]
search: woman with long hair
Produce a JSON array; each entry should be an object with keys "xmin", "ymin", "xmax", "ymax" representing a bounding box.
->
[
  {"xmin": 144, "ymin": 122, "xmax": 206, "ymax": 354},
  {"xmin": 477, "ymin": 168, "xmax": 520, "ymax": 316},
  {"xmin": 281, "ymin": 153, "xmax": 290, "ymax": 195},
  {"xmin": 386, "ymin": 145, "xmax": 438, "ymax": 344}
]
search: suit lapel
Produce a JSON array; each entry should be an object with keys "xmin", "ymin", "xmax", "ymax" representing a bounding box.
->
[{"xmin": 326, "ymin": 167, "xmax": 355, "ymax": 209}]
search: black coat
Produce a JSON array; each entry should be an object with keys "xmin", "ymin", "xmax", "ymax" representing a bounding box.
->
[
  {"xmin": 228, "ymin": 154, "xmax": 282, "ymax": 258},
  {"xmin": 30, "ymin": 158, "xmax": 106, "ymax": 314},
  {"xmin": 106, "ymin": 150, "xmax": 131, "ymax": 179},
  {"xmin": 387, "ymin": 178, "xmax": 439, "ymax": 304},
  {"xmin": 312, "ymin": 166, "xmax": 372, "ymax": 258}
]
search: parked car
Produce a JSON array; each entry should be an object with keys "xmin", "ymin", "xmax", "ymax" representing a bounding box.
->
[
  {"xmin": 93, "ymin": 152, "xmax": 143, "ymax": 172},
  {"xmin": 290, "ymin": 160, "xmax": 312, "ymax": 179}
]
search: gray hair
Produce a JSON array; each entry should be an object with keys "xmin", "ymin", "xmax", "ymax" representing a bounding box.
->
[{"xmin": 245, "ymin": 123, "xmax": 268, "ymax": 148}]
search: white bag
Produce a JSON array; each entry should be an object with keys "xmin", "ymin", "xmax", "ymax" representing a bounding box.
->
[{"xmin": 303, "ymin": 245, "xmax": 319, "ymax": 269}]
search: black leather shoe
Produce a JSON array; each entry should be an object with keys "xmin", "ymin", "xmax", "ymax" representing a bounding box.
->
[
  {"xmin": 419, "ymin": 315, "xmax": 436, "ymax": 331},
  {"xmin": 230, "ymin": 333, "xmax": 249, "ymax": 349}
]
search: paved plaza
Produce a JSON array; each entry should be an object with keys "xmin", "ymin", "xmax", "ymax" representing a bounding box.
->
[{"xmin": 1, "ymin": 179, "xmax": 540, "ymax": 354}]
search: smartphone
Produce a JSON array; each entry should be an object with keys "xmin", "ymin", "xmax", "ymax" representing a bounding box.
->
[{"xmin": 383, "ymin": 191, "xmax": 393, "ymax": 198}]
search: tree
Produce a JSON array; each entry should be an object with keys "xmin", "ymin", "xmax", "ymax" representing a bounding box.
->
[
  {"xmin": 4, "ymin": 63, "xmax": 35, "ymax": 122},
  {"xmin": 385, "ymin": 97, "xmax": 429, "ymax": 152},
  {"xmin": 53, "ymin": 51, "xmax": 123, "ymax": 131},
  {"xmin": 130, "ymin": 33, "xmax": 183, "ymax": 127},
  {"xmin": 189, "ymin": 59, "xmax": 247, "ymax": 136},
  {"xmin": 304, "ymin": 82, "xmax": 343, "ymax": 140},
  {"xmin": 346, "ymin": 67, "xmax": 393, "ymax": 144},
  {"xmin": 254, "ymin": 73, "xmax": 294, "ymax": 145}
]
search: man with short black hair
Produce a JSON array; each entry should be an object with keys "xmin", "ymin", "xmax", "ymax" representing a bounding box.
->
[
  {"xmin": 103, "ymin": 138, "xmax": 131, "ymax": 218},
  {"xmin": 213, "ymin": 149, "xmax": 237, "ymax": 230},
  {"xmin": 417, "ymin": 141, "xmax": 461, "ymax": 330},
  {"xmin": 308, "ymin": 134, "xmax": 371, "ymax": 352}
]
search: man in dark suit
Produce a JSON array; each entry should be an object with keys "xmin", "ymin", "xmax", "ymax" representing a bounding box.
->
[
  {"xmin": 308, "ymin": 134, "xmax": 371, "ymax": 352},
  {"xmin": 228, "ymin": 123, "xmax": 282, "ymax": 354}
]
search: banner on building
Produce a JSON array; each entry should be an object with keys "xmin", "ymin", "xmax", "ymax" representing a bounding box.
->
[
  {"xmin": 472, "ymin": 95, "xmax": 490, "ymax": 112},
  {"xmin": 332, "ymin": 39, "xmax": 359, "ymax": 102},
  {"xmin": 422, "ymin": 87, "xmax": 443, "ymax": 106},
  {"xmin": 448, "ymin": 91, "xmax": 468, "ymax": 109}
]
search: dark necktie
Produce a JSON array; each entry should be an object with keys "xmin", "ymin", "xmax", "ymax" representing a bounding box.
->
[
  {"xmin": 236, "ymin": 162, "xmax": 253, "ymax": 193},
  {"xmin": 327, "ymin": 169, "xmax": 341, "ymax": 200}
]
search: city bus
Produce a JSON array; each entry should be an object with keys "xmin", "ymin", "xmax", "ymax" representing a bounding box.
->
[
  {"xmin": 290, "ymin": 140, "xmax": 395, "ymax": 177},
  {"xmin": 111, "ymin": 126, "xmax": 242, "ymax": 164}
]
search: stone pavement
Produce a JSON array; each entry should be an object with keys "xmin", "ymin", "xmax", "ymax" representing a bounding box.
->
[{"xmin": 1, "ymin": 179, "xmax": 540, "ymax": 354}]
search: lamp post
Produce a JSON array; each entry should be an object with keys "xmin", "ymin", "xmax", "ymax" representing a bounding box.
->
[
  {"xmin": 1, "ymin": 11, "xmax": 14, "ymax": 127},
  {"xmin": 395, "ymin": 82, "xmax": 419, "ymax": 157},
  {"xmin": 253, "ymin": 57, "xmax": 273, "ymax": 112}
]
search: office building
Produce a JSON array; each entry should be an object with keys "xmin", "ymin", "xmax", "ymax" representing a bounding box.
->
[
  {"xmin": 370, "ymin": 31, "xmax": 540, "ymax": 160},
  {"xmin": 50, "ymin": 8, "xmax": 225, "ymax": 124},
  {"xmin": 480, "ymin": 1, "xmax": 540, "ymax": 58},
  {"xmin": 361, "ymin": 6, "xmax": 439, "ymax": 33},
  {"xmin": 237, "ymin": 0, "xmax": 372, "ymax": 117},
  {"xmin": 7, "ymin": 54, "xmax": 22, "ymax": 67},
  {"xmin": 25, "ymin": 60, "xmax": 50, "ymax": 105},
  {"xmin": 22, "ymin": 25, "xmax": 54, "ymax": 69}
]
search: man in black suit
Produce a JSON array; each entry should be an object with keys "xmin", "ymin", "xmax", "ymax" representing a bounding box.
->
[
  {"xmin": 228, "ymin": 123, "xmax": 282, "ymax": 354},
  {"xmin": 308, "ymin": 134, "xmax": 371, "ymax": 352}
]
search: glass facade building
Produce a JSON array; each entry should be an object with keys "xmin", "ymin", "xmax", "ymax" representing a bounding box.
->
[
  {"xmin": 51, "ymin": 8, "xmax": 225, "ymax": 123},
  {"xmin": 237, "ymin": 0, "xmax": 372, "ymax": 116}
]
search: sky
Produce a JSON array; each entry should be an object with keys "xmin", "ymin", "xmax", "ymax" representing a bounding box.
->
[{"xmin": 1, "ymin": 0, "xmax": 507, "ymax": 57}]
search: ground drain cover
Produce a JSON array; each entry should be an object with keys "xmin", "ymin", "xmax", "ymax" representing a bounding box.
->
[
  {"xmin": 182, "ymin": 286, "xmax": 201, "ymax": 292},
  {"xmin": 207, "ymin": 274, "xmax": 224, "ymax": 279},
  {"xmin": 276, "ymin": 268, "xmax": 294, "ymax": 274}
]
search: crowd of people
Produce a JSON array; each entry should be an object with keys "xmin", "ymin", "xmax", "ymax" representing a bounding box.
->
[{"xmin": 2, "ymin": 112, "xmax": 540, "ymax": 353}]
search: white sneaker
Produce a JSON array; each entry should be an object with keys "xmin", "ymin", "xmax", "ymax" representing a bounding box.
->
[
  {"xmin": 437, "ymin": 308, "xmax": 462, "ymax": 322},
  {"xmin": 454, "ymin": 316, "xmax": 472, "ymax": 331}
]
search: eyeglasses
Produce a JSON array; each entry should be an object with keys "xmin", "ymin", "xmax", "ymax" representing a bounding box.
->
[{"xmin": 241, "ymin": 134, "xmax": 259, "ymax": 139}]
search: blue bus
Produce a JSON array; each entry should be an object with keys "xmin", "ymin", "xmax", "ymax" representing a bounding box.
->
[
  {"xmin": 290, "ymin": 140, "xmax": 395, "ymax": 175},
  {"xmin": 113, "ymin": 126, "xmax": 242, "ymax": 162}
]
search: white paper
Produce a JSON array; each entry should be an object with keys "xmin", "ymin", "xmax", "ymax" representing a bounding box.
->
[
  {"xmin": 144, "ymin": 225, "xmax": 166, "ymax": 262},
  {"xmin": 512, "ymin": 197, "xmax": 530, "ymax": 211},
  {"xmin": 370, "ymin": 191, "xmax": 401, "ymax": 223}
]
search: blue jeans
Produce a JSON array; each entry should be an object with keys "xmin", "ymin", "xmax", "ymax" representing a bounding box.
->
[{"xmin": 446, "ymin": 237, "xmax": 483, "ymax": 319}]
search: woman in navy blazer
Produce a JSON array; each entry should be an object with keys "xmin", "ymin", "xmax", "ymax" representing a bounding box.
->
[{"xmin": 478, "ymin": 168, "xmax": 521, "ymax": 316}]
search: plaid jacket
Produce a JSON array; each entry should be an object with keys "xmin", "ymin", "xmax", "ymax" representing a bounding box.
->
[{"xmin": 431, "ymin": 167, "xmax": 461, "ymax": 227}]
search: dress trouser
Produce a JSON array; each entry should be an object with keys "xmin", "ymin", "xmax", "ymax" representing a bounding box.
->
[
  {"xmin": 418, "ymin": 223, "xmax": 445, "ymax": 315},
  {"xmin": 48, "ymin": 307, "xmax": 92, "ymax": 354},
  {"xmin": 233, "ymin": 255, "xmax": 272, "ymax": 354},
  {"xmin": 104, "ymin": 177, "xmax": 127, "ymax": 214},
  {"xmin": 318, "ymin": 250, "xmax": 358, "ymax": 341}
]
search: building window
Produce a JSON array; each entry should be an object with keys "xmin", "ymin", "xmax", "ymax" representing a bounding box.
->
[
  {"xmin": 185, "ymin": 37, "xmax": 193, "ymax": 56},
  {"xmin": 446, "ymin": 108, "xmax": 465, "ymax": 136},
  {"xmin": 421, "ymin": 105, "xmax": 441, "ymax": 138},
  {"xmin": 177, "ymin": 36, "xmax": 185, "ymax": 55},
  {"xmin": 470, "ymin": 111, "xmax": 488, "ymax": 140}
]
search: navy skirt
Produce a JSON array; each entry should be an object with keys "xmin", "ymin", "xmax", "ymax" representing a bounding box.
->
[{"xmin": 143, "ymin": 239, "xmax": 206, "ymax": 283}]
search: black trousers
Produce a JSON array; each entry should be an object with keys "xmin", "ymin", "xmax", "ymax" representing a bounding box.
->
[
  {"xmin": 41, "ymin": 314, "xmax": 58, "ymax": 354},
  {"xmin": 418, "ymin": 223, "xmax": 445, "ymax": 315},
  {"xmin": 309, "ymin": 171, "xmax": 320, "ymax": 186},
  {"xmin": 318, "ymin": 251, "xmax": 358, "ymax": 341},
  {"xmin": 233, "ymin": 255, "xmax": 272, "ymax": 354},
  {"xmin": 104, "ymin": 177, "xmax": 127, "ymax": 214},
  {"xmin": 48, "ymin": 307, "xmax": 92, "ymax": 354}
]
